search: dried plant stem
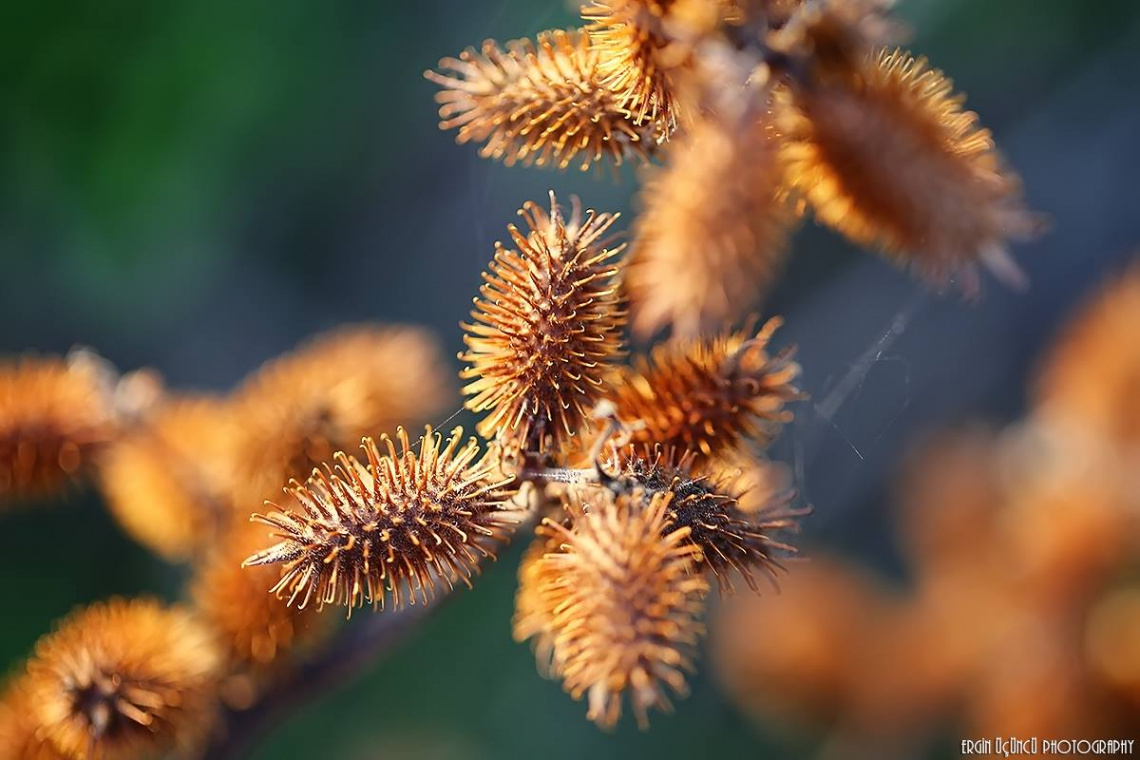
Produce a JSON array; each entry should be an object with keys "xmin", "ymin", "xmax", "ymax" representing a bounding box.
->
[
  {"xmin": 518, "ymin": 466, "xmax": 600, "ymax": 485},
  {"xmin": 202, "ymin": 598, "xmax": 443, "ymax": 760}
]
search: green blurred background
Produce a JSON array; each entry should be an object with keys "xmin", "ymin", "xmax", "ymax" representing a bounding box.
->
[{"xmin": 3, "ymin": 0, "xmax": 1140, "ymax": 757}]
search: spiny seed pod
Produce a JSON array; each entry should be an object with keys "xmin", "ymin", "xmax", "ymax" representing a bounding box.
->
[
  {"xmin": 191, "ymin": 523, "xmax": 327, "ymax": 674},
  {"xmin": 627, "ymin": 105, "xmax": 795, "ymax": 338},
  {"xmin": 535, "ymin": 488, "xmax": 708, "ymax": 729},
  {"xmin": 1035, "ymin": 262, "xmax": 1140, "ymax": 449},
  {"xmin": 230, "ymin": 325, "xmax": 450, "ymax": 513},
  {"xmin": 580, "ymin": 0, "xmax": 698, "ymax": 133},
  {"xmin": 425, "ymin": 29, "xmax": 659, "ymax": 171},
  {"xmin": 777, "ymin": 48, "xmax": 1043, "ymax": 292},
  {"xmin": 0, "ymin": 353, "xmax": 118, "ymax": 501},
  {"xmin": 24, "ymin": 598, "xmax": 221, "ymax": 760},
  {"xmin": 460, "ymin": 193, "xmax": 627, "ymax": 455},
  {"xmin": 606, "ymin": 318, "xmax": 801, "ymax": 462},
  {"xmin": 712, "ymin": 558, "xmax": 889, "ymax": 724},
  {"xmin": 607, "ymin": 446, "xmax": 802, "ymax": 590},
  {"xmin": 245, "ymin": 426, "xmax": 520, "ymax": 613},
  {"xmin": 98, "ymin": 397, "xmax": 237, "ymax": 561},
  {"xmin": 0, "ymin": 678, "xmax": 65, "ymax": 760}
]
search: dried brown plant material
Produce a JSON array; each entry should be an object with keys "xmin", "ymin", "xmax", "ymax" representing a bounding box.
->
[
  {"xmin": 245, "ymin": 426, "xmax": 520, "ymax": 613},
  {"xmin": 425, "ymin": 29, "xmax": 659, "ymax": 171},
  {"xmin": 24, "ymin": 598, "xmax": 221, "ymax": 760},
  {"xmin": 712, "ymin": 559, "xmax": 889, "ymax": 727},
  {"xmin": 0, "ymin": 678, "xmax": 66, "ymax": 760},
  {"xmin": 968, "ymin": 623, "xmax": 1115, "ymax": 742},
  {"xmin": 714, "ymin": 447, "xmax": 794, "ymax": 515},
  {"xmin": 1086, "ymin": 588, "xmax": 1140, "ymax": 709},
  {"xmin": 777, "ymin": 48, "xmax": 1042, "ymax": 292},
  {"xmin": 0, "ymin": 354, "xmax": 118, "ymax": 501},
  {"xmin": 98, "ymin": 397, "xmax": 237, "ymax": 561},
  {"xmin": 1006, "ymin": 471, "xmax": 1134, "ymax": 607},
  {"xmin": 771, "ymin": 0, "xmax": 901, "ymax": 82},
  {"xmin": 1035, "ymin": 263, "xmax": 1140, "ymax": 450},
  {"xmin": 606, "ymin": 318, "xmax": 801, "ymax": 461},
  {"xmin": 230, "ymin": 325, "xmax": 450, "ymax": 513},
  {"xmin": 758, "ymin": 0, "xmax": 804, "ymax": 27},
  {"xmin": 893, "ymin": 428, "xmax": 1006, "ymax": 581},
  {"xmin": 608, "ymin": 446, "xmax": 801, "ymax": 590},
  {"xmin": 192, "ymin": 523, "xmax": 327, "ymax": 675},
  {"xmin": 535, "ymin": 488, "xmax": 708, "ymax": 729},
  {"xmin": 581, "ymin": 0, "xmax": 725, "ymax": 133},
  {"xmin": 460, "ymin": 193, "xmax": 627, "ymax": 455},
  {"xmin": 627, "ymin": 106, "xmax": 795, "ymax": 337}
]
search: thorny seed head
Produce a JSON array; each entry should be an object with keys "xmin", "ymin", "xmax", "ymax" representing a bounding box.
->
[
  {"xmin": 24, "ymin": 599, "xmax": 221, "ymax": 760},
  {"xmin": 426, "ymin": 29, "xmax": 661, "ymax": 172},
  {"xmin": 98, "ymin": 397, "xmax": 237, "ymax": 561},
  {"xmin": 0, "ymin": 353, "xmax": 119, "ymax": 501},
  {"xmin": 533, "ymin": 487, "xmax": 708, "ymax": 729},
  {"xmin": 604, "ymin": 445, "xmax": 803, "ymax": 591},
  {"xmin": 580, "ymin": 0, "xmax": 722, "ymax": 134},
  {"xmin": 604, "ymin": 318, "xmax": 802, "ymax": 462},
  {"xmin": 192, "ymin": 524, "xmax": 327, "ymax": 673},
  {"xmin": 460, "ymin": 192, "xmax": 627, "ymax": 456},
  {"xmin": 0, "ymin": 677, "xmax": 65, "ymax": 760},
  {"xmin": 244, "ymin": 426, "xmax": 521, "ymax": 614},
  {"xmin": 776, "ymin": 47, "xmax": 1044, "ymax": 293},
  {"xmin": 1034, "ymin": 262, "xmax": 1140, "ymax": 449},
  {"xmin": 627, "ymin": 102, "xmax": 795, "ymax": 338},
  {"xmin": 770, "ymin": 0, "xmax": 903, "ymax": 83}
]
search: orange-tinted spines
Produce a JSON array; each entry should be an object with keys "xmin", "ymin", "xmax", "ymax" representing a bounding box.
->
[
  {"xmin": 627, "ymin": 107, "xmax": 795, "ymax": 338},
  {"xmin": 24, "ymin": 598, "xmax": 221, "ymax": 760},
  {"xmin": 229, "ymin": 324, "xmax": 450, "ymax": 513},
  {"xmin": 245, "ymin": 426, "xmax": 520, "ymax": 613},
  {"xmin": 426, "ymin": 29, "xmax": 660, "ymax": 171},
  {"xmin": 192, "ymin": 523, "xmax": 327, "ymax": 678},
  {"xmin": 605, "ymin": 319, "xmax": 801, "ymax": 461},
  {"xmin": 461, "ymin": 193, "xmax": 627, "ymax": 455},
  {"xmin": 0, "ymin": 678, "xmax": 66, "ymax": 760},
  {"xmin": 607, "ymin": 446, "xmax": 802, "ymax": 590},
  {"xmin": 0, "ymin": 354, "xmax": 118, "ymax": 501},
  {"xmin": 777, "ymin": 47, "xmax": 1042, "ymax": 291},
  {"xmin": 1034, "ymin": 263, "xmax": 1140, "ymax": 449},
  {"xmin": 98, "ymin": 397, "xmax": 237, "ymax": 561},
  {"xmin": 528, "ymin": 488, "xmax": 708, "ymax": 728}
]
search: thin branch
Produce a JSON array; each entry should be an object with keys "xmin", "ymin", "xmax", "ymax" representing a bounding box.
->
[{"xmin": 201, "ymin": 597, "xmax": 443, "ymax": 760}]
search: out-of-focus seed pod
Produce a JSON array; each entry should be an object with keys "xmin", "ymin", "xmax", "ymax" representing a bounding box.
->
[
  {"xmin": 229, "ymin": 324, "xmax": 450, "ymax": 516},
  {"xmin": 627, "ymin": 104, "xmax": 795, "ymax": 338},
  {"xmin": 98, "ymin": 397, "xmax": 237, "ymax": 561},
  {"xmin": 777, "ymin": 48, "xmax": 1042, "ymax": 292},
  {"xmin": 0, "ymin": 678, "xmax": 66, "ymax": 760},
  {"xmin": 0, "ymin": 353, "xmax": 119, "ymax": 502},
  {"xmin": 24, "ymin": 598, "xmax": 221, "ymax": 760}
]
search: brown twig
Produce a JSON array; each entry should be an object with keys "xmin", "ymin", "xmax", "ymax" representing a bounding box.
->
[{"xmin": 201, "ymin": 597, "xmax": 443, "ymax": 760}]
